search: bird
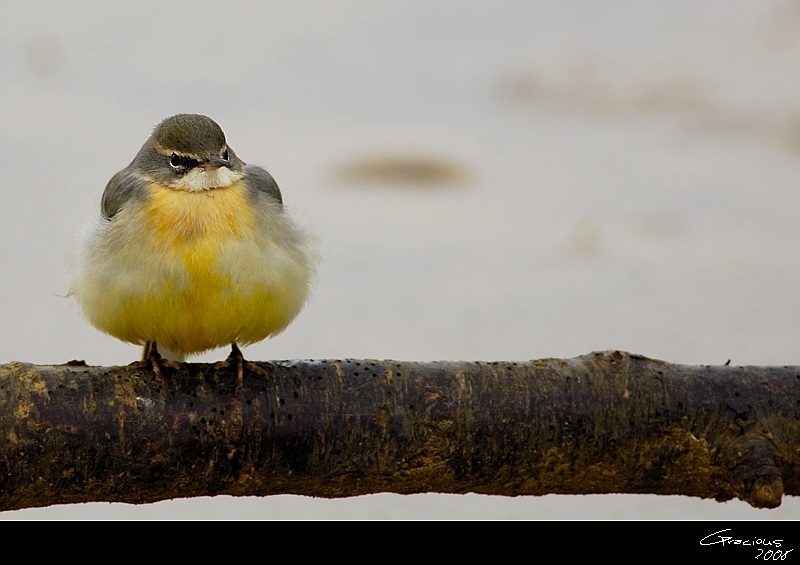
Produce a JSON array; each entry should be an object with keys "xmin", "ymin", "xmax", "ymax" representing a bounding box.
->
[{"xmin": 70, "ymin": 113, "xmax": 317, "ymax": 385}]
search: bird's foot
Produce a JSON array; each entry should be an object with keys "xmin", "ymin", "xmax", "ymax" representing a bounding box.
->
[
  {"xmin": 130, "ymin": 342, "xmax": 183, "ymax": 379},
  {"xmin": 213, "ymin": 343, "xmax": 270, "ymax": 390}
]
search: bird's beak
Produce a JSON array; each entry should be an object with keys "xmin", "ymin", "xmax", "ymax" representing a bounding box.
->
[{"xmin": 202, "ymin": 155, "xmax": 228, "ymax": 170}]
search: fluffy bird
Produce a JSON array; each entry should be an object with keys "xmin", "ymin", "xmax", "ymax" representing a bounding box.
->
[{"xmin": 70, "ymin": 114, "xmax": 317, "ymax": 382}]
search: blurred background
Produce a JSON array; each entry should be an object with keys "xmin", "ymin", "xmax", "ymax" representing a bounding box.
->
[{"xmin": 1, "ymin": 0, "xmax": 800, "ymax": 518}]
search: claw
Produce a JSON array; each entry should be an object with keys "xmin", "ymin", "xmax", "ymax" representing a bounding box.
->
[
  {"xmin": 213, "ymin": 343, "xmax": 269, "ymax": 390},
  {"xmin": 130, "ymin": 341, "xmax": 183, "ymax": 379}
]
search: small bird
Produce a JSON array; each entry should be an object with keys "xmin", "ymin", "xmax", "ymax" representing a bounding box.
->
[{"xmin": 70, "ymin": 114, "xmax": 317, "ymax": 384}]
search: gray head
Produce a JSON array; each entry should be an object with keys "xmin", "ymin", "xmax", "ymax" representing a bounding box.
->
[{"xmin": 132, "ymin": 114, "xmax": 246, "ymax": 191}]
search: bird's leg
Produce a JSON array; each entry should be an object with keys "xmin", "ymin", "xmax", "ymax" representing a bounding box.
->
[
  {"xmin": 213, "ymin": 343, "xmax": 270, "ymax": 390},
  {"xmin": 130, "ymin": 341, "xmax": 183, "ymax": 379}
]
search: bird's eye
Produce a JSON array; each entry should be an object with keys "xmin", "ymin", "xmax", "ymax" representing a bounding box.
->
[
  {"xmin": 168, "ymin": 152, "xmax": 198, "ymax": 171},
  {"xmin": 221, "ymin": 149, "xmax": 229, "ymax": 161}
]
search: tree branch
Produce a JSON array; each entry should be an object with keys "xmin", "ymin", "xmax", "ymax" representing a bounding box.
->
[{"xmin": 0, "ymin": 350, "xmax": 795, "ymax": 511}]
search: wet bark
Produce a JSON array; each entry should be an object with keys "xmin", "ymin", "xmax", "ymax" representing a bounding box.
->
[{"xmin": 0, "ymin": 350, "xmax": 795, "ymax": 511}]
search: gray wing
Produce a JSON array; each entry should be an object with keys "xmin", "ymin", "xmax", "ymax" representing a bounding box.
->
[
  {"xmin": 101, "ymin": 168, "xmax": 147, "ymax": 219},
  {"xmin": 244, "ymin": 165, "xmax": 283, "ymax": 208}
]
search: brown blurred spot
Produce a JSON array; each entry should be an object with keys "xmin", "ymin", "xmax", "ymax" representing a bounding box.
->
[
  {"xmin": 336, "ymin": 154, "xmax": 468, "ymax": 188},
  {"xmin": 632, "ymin": 79, "xmax": 719, "ymax": 116},
  {"xmin": 498, "ymin": 67, "xmax": 720, "ymax": 120},
  {"xmin": 24, "ymin": 35, "xmax": 61, "ymax": 77},
  {"xmin": 567, "ymin": 218, "xmax": 604, "ymax": 257},
  {"xmin": 784, "ymin": 118, "xmax": 800, "ymax": 152},
  {"xmin": 497, "ymin": 58, "xmax": 800, "ymax": 158},
  {"xmin": 634, "ymin": 215, "xmax": 681, "ymax": 238},
  {"xmin": 766, "ymin": 0, "xmax": 800, "ymax": 50},
  {"xmin": 502, "ymin": 73, "xmax": 549, "ymax": 106}
]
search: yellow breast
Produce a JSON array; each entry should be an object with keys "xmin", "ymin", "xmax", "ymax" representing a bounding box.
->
[
  {"xmin": 73, "ymin": 181, "xmax": 314, "ymax": 356},
  {"xmin": 145, "ymin": 180, "xmax": 255, "ymax": 247},
  {"xmin": 145, "ymin": 181, "xmax": 254, "ymax": 301}
]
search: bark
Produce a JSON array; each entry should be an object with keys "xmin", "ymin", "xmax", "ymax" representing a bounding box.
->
[{"xmin": 0, "ymin": 350, "xmax": 795, "ymax": 511}]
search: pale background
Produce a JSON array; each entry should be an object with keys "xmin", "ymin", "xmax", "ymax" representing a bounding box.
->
[{"xmin": 1, "ymin": 0, "xmax": 799, "ymax": 519}]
